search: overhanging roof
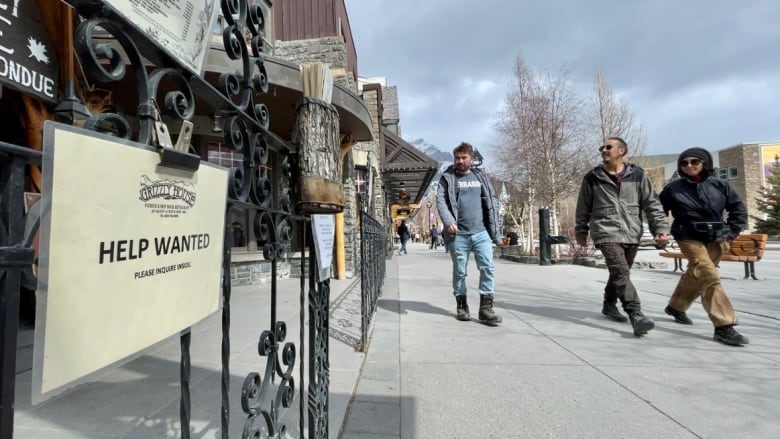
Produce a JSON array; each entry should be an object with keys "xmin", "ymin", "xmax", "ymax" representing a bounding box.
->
[
  {"xmin": 205, "ymin": 48, "xmax": 374, "ymax": 142},
  {"xmin": 381, "ymin": 128, "xmax": 439, "ymax": 205}
]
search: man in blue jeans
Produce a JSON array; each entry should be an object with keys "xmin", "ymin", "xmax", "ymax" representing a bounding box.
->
[{"xmin": 436, "ymin": 142, "xmax": 502, "ymax": 324}]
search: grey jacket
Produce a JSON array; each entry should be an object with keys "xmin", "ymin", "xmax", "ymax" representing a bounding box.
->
[
  {"xmin": 436, "ymin": 166, "xmax": 500, "ymax": 243},
  {"xmin": 575, "ymin": 164, "xmax": 668, "ymax": 246}
]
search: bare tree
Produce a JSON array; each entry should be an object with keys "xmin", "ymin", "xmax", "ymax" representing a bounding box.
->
[
  {"xmin": 493, "ymin": 56, "xmax": 591, "ymax": 254},
  {"xmin": 587, "ymin": 72, "xmax": 648, "ymax": 161}
]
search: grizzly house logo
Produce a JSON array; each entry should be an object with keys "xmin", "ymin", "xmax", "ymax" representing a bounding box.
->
[{"xmin": 139, "ymin": 176, "xmax": 197, "ymax": 219}]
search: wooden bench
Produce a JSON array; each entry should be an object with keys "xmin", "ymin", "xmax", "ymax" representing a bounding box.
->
[{"xmin": 659, "ymin": 234, "xmax": 768, "ymax": 280}]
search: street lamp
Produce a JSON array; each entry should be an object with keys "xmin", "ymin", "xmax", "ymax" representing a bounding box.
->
[{"xmin": 426, "ymin": 201, "xmax": 432, "ymax": 231}]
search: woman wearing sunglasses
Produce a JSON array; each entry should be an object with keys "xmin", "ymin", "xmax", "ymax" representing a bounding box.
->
[{"xmin": 658, "ymin": 147, "xmax": 749, "ymax": 346}]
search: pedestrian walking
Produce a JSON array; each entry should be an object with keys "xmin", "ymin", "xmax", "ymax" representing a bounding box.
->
[
  {"xmin": 397, "ymin": 220, "xmax": 410, "ymax": 255},
  {"xmin": 441, "ymin": 227, "xmax": 450, "ymax": 253},
  {"xmin": 436, "ymin": 142, "xmax": 502, "ymax": 324},
  {"xmin": 658, "ymin": 147, "xmax": 749, "ymax": 346},
  {"xmin": 575, "ymin": 137, "xmax": 670, "ymax": 336},
  {"xmin": 505, "ymin": 229, "xmax": 519, "ymax": 246},
  {"xmin": 429, "ymin": 225, "xmax": 439, "ymax": 250}
]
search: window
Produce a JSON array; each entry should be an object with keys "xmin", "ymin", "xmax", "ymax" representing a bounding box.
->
[
  {"xmin": 207, "ymin": 142, "xmax": 243, "ymax": 168},
  {"xmin": 229, "ymin": 210, "xmax": 248, "ymax": 249},
  {"xmin": 354, "ymin": 167, "xmax": 368, "ymax": 194},
  {"xmin": 728, "ymin": 166, "xmax": 738, "ymax": 179},
  {"xmin": 718, "ymin": 168, "xmax": 728, "ymax": 180},
  {"xmin": 255, "ymin": 0, "xmax": 274, "ymax": 52}
]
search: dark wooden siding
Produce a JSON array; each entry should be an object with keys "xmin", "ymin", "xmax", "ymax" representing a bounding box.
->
[
  {"xmin": 274, "ymin": 0, "xmax": 336, "ymax": 40},
  {"xmin": 334, "ymin": 0, "xmax": 358, "ymax": 81},
  {"xmin": 273, "ymin": 0, "xmax": 358, "ymax": 79}
]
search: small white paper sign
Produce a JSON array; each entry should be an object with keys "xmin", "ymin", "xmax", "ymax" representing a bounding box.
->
[{"xmin": 311, "ymin": 214, "xmax": 335, "ymax": 281}]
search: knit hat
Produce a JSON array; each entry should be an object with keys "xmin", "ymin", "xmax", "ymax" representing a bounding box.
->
[{"xmin": 677, "ymin": 147, "xmax": 714, "ymax": 177}]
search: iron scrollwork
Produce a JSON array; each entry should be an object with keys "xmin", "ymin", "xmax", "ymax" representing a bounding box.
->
[
  {"xmin": 307, "ymin": 268, "xmax": 330, "ymax": 439},
  {"xmin": 62, "ymin": 0, "xmax": 322, "ymax": 437}
]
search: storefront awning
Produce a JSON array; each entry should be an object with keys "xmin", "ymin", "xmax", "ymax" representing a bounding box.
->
[{"xmin": 381, "ymin": 128, "xmax": 439, "ymax": 211}]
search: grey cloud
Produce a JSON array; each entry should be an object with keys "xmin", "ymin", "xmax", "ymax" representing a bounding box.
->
[{"xmin": 346, "ymin": 0, "xmax": 780, "ymax": 154}]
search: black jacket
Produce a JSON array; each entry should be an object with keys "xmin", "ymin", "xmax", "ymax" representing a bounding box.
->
[{"xmin": 658, "ymin": 176, "xmax": 746, "ymax": 243}]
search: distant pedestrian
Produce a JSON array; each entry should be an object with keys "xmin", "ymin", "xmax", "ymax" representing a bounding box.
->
[
  {"xmin": 505, "ymin": 229, "xmax": 519, "ymax": 246},
  {"xmin": 659, "ymin": 147, "xmax": 749, "ymax": 346},
  {"xmin": 397, "ymin": 220, "xmax": 410, "ymax": 255},
  {"xmin": 429, "ymin": 226, "xmax": 439, "ymax": 250},
  {"xmin": 575, "ymin": 137, "xmax": 670, "ymax": 336},
  {"xmin": 436, "ymin": 141, "xmax": 502, "ymax": 324}
]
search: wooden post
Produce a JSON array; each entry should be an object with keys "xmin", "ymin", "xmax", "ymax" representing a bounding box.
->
[
  {"xmin": 334, "ymin": 213, "xmax": 345, "ymax": 278},
  {"xmin": 294, "ymin": 63, "xmax": 343, "ymax": 214},
  {"xmin": 334, "ymin": 136, "xmax": 355, "ymax": 279}
]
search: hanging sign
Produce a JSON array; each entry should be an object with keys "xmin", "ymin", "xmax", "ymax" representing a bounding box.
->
[
  {"xmin": 32, "ymin": 122, "xmax": 229, "ymax": 404},
  {"xmin": 0, "ymin": 0, "xmax": 58, "ymax": 102},
  {"xmin": 101, "ymin": 0, "xmax": 220, "ymax": 74}
]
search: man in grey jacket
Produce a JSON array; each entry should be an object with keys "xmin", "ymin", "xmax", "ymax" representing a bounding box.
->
[
  {"xmin": 436, "ymin": 142, "xmax": 502, "ymax": 324},
  {"xmin": 575, "ymin": 137, "xmax": 670, "ymax": 336}
]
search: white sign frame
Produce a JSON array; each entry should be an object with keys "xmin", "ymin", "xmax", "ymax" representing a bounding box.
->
[
  {"xmin": 32, "ymin": 122, "xmax": 228, "ymax": 404},
  {"xmin": 101, "ymin": 0, "xmax": 220, "ymax": 74},
  {"xmin": 311, "ymin": 214, "xmax": 335, "ymax": 282}
]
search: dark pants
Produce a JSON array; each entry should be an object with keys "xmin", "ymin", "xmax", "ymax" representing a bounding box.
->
[{"xmin": 598, "ymin": 243, "xmax": 641, "ymax": 313}]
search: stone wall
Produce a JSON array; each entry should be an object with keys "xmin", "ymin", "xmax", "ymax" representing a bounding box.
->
[
  {"xmin": 355, "ymin": 85, "xmax": 390, "ymax": 252},
  {"xmin": 274, "ymin": 36, "xmax": 356, "ymax": 91},
  {"xmin": 382, "ymin": 86, "xmax": 399, "ymax": 125},
  {"xmin": 718, "ymin": 144, "xmax": 761, "ymax": 231},
  {"xmin": 342, "ymin": 151, "xmax": 357, "ymax": 278},
  {"xmin": 230, "ymin": 260, "xmax": 292, "ymax": 286}
]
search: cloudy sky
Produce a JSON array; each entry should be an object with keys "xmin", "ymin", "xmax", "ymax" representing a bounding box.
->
[{"xmin": 345, "ymin": 0, "xmax": 780, "ymax": 159}]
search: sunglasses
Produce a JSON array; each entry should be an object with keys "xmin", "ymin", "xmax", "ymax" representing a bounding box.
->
[
  {"xmin": 680, "ymin": 158, "xmax": 702, "ymax": 167},
  {"xmin": 598, "ymin": 144, "xmax": 615, "ymax": 152}
]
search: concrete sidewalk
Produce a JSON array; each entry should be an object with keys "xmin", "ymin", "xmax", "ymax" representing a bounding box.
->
[
  {"xmin": 13, "ymin": 275, "xmax": 367, "ymax": 438},
  {"xmin": 341, "ymin": 242, "xmax": 780, "ymax": 438}
]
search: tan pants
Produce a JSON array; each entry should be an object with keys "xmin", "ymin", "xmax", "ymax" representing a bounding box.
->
[{"xmin": 668, "ymin": 240, "xmax": 738, "ymax": 327}]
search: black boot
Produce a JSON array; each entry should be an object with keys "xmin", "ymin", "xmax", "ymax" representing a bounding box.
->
[
  {"xmin": 714, "ymin": 325, "xmax": 749, "ymax": 346},
  {"xmin": 602, "ymin": 302, "xmax": 628, "ymax": 323},
  {"xmin": 628, "ymin": 311, "xmax": 655, "ymax": 336},
  {"xmin": 455, "ymin": 295, "xmax": 470, "ymax": 321},
  {"xmin": 665, "ymin": 305, "xmax": 693, "ymax": 325},
  {"xmin": 478, "ymin": 295, "xmax": 502, "ymax": 324}
]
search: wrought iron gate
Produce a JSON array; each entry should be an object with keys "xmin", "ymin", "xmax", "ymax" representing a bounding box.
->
[
  {"xmin": 0, "ymin": 0, "xmax": 331, "ymax": 437},
  {"xmin": 358, "ymin": 194, "xmax": 387, "ymax": 352}
]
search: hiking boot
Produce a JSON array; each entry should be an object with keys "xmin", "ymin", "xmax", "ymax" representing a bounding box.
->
[
  {"xmin": 714, "ymin": 325, "xmax": 749, "ymax": 346},
  {"xmin": 602, "ymin": 302, "xmax": 628, "ymax": 323},
  {"xmin": 478, "ymin": 295, "xmax": 502, "ymax": 324},
  {"xmin": 628, "ymin": 312, "xmax": 655, "ymax": 336},
  {"xmin": 455, "ymin": 295, "xmax": 470, "ymax": 321},
  {"xmin": 665, "ymin": 305, "xmax": 693, "ymax": 325}
]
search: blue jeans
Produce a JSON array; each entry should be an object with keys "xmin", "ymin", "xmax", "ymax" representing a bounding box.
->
[
  {"xmin": 399, "ymin": 239, "xmax": 408, "ymax": 254},
  {"xmin": 449, "ymin": 230, "xmax": 495, "ymax": 296}
]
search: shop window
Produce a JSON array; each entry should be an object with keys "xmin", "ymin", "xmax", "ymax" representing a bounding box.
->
[
  {"xmin": 229, "ymin": 212, "xmax": 247, "ymax": 249},
  {"xmin": 207, "ymin": 142, "xmax": 243, "ymax": 168}
]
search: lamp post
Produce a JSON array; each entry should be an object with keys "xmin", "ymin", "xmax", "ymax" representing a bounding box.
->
[{"xmin": 426, "ymin": 201, "xmax": 432, "ymax": 232}]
